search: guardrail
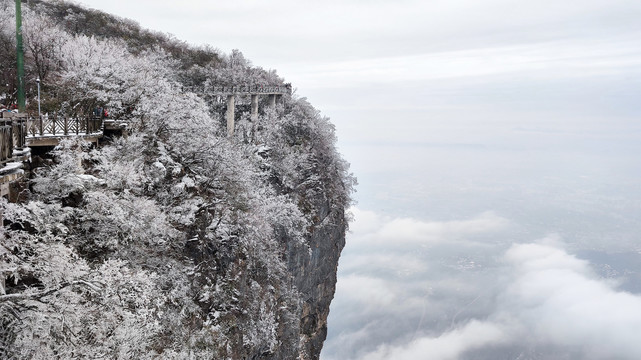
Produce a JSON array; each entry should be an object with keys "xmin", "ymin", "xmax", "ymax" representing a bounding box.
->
[
  {"xmin": 210, "ymin": 84, "xmax": 292, "ymax": 94},
  {"xmin": 183, "ymin": 83, "xmax": 293, "ymax": 95},
  {"xmin": 27, "ymin": 116, "xmax": 103, "ymax": 137},
  {"xmin": 0, "ymin": 115, "xmax": 27, "ymax": 165}
]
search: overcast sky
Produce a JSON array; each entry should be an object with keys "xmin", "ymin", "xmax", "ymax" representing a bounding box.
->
[{"xmin": 74, "ymin": 0, "xmax": 641, "ymax": 358}]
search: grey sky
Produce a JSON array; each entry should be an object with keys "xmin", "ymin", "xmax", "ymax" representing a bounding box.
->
[{"xmin": 74, "ymin": 0, "xmax": 641, "ymax": 358}]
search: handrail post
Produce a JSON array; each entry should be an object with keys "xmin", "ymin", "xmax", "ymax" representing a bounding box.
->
[
  {"xmin": 20, "ymin": 118, "xmax": 24, "ymax": 148},
  {"xmin": 13, "ymin": 117, "xmax": 24, "ymax": 149},
  {"xmin": 9, "ymin": 119, "xmax": 14, "ymax": 153},
  {"xmin": 22, "ymin": 118, "xmax": 26, "ymax": 147},
  {"xmin": 15, "ymin": 119, "xmax": 19, "ymax": 149},
  {"xmin": 0, "ymin": 122, "xmax": 5, "ymax": 163}
]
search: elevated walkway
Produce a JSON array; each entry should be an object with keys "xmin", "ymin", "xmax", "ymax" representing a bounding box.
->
[
  {"xmin": 0, "ymin": 82, "xmax": 286, "ymax": 199},
  {"xmin": 26, "ymin": 115, "xmax": 104, "ymax": 147},
  {"xmin": 0, "ymin": 111, "xmax": 110, "ymax": 200},
  {"xmin": 205, "ymin": 84, "xmax": 292, "ymax": 136}
]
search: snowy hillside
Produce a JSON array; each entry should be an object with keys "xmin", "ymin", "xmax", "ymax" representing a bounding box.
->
[{"xmin": 0, "ymin": 1, "xmax": 355, "ymax": 359}]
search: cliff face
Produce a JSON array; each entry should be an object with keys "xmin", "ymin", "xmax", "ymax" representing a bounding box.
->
[
  {"xmin": 0, "ymin": 1, "xmax": 354, "ymax": 359},
  {"xmin": 279, "ymin": 185, "xmax": 348, "ymax": 359},
  {"xmin": 293, "ymin": 210, "xmax": 347, "ymax": 359}
]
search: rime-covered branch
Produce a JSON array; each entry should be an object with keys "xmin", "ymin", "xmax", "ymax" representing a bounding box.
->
[{"xmin": 0, "ymin": 280, "xmax": 101, "ymax": 303}]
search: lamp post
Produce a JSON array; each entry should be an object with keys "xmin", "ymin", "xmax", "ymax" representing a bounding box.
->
[
  {"xmin": 15, "ymin": 0, "xmax": 25, "ymax": 113},
  {"xmin": 36, "ymin": 77, "xmax": 41, "ymax": 117}
]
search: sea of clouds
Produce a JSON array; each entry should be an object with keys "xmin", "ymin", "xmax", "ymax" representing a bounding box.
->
[{"xmin": 323, "ymin": 208, "xmax": 641, "ymax": 360}]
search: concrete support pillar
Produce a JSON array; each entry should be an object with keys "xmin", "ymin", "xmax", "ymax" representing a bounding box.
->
[
  {"xmin": 251, "ymin": 94, "xmax": 259, "ymax": 121},
  {"xmin": 226, "ymin": 95, "xmax": 235, "ymax": 136}
]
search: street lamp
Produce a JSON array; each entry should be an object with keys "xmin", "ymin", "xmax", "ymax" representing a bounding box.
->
[
  {"xmin": 36, "ymin": 77, "xmax": 41, "ymax": 117},
  {"xmin": 15, "ymin": 0, "xmax": 25, "ymax": 112}
]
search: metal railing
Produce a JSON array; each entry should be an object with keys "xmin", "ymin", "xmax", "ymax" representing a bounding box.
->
[
  {"xmin": 0, "ymin": 116, "xmax": 26, "ymax": 165},
  {"xmin": 183, "ymin": 83, "xmax": 293, "ymax": 95},
  {"xmin": 0, "ymin": 112, "xmax": 106, "ymax": 164},
  {"xmin": 26, "ymin": 116, "xmax": 103, "ymax": 137}
]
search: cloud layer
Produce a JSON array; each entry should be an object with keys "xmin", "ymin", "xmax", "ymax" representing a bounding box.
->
[
  {"xmin": 349, "ymin": 208, "xmax": 510, "ymax": 247},
  {"xmin": 323, "ymin": 209, "xmax": 641, "ymax": 360}
]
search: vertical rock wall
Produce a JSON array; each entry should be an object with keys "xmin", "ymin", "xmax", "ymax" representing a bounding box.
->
[{"xmin": 287, "ymin": 205, "xmax": 347, "ymax": 359}]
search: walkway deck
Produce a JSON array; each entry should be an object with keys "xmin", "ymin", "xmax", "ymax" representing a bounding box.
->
[{"xmin": 26, "ymin": 116, "xmax": 104, "ymax": 146}]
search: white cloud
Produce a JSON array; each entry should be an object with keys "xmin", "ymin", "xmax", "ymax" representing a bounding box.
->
[
  {"xmin": 339, "ymin": 252, "xmax": 429, "ymax": 276},
  {"xmin": 360, "ymin": 320, "xmax": 507, "ymax": 360},
  {"xmin": 323, "ymin": 209, "xmax": 512, "ymax": 359},
  {"xmin": 337, "ymin": 275, "xmax": 398, "ymax": 309},
  {"xmin": 347, "ymin": 208, "xmax": 382, "ymax": 235},
  {"xmin": 284, "ymin": 37, "xmax": 641, "ymax": 88},
  {"xmin": 75, "ymin": 0, "xmax": 641, "ymax": 76},
  {"xmin": 500, "ymin": 241, "xmax": 641, "ymax": 359},
  {"xmin": 348, "ymin": 208, "xmax": 510, "ymax": 247},
  {"xmin": 341, "ymin": 237, "xmax": 641, "ymax": 360}
]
